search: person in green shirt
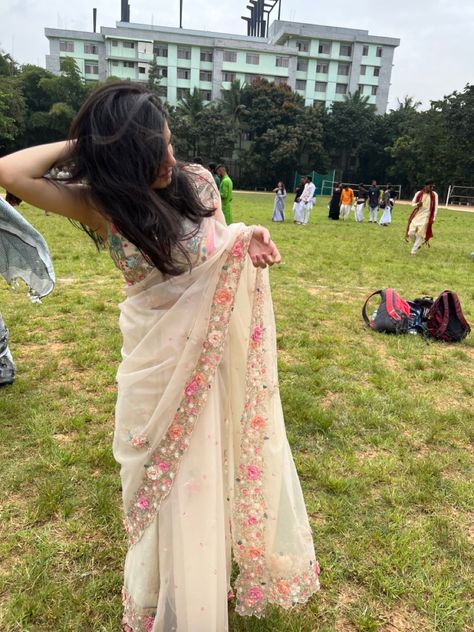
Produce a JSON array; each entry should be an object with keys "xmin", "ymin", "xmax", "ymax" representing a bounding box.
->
[{"xmin": 217, "ymin": 164, "xmax": 233, "ymax": 224}]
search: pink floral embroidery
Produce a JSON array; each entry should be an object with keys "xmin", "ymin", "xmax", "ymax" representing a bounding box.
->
[
  {"xmin": 248, "ymin": 586, "xmax": 264, "ymax": 604},
  {"xmin": 231, "ymin": 239, "xmax": 245, "ymax": 260},
  {"xmin": 251, "ymin": 325, "xmax": 264, "ymax": 344},
  {"xmin": 246, "ymin": 465, "xmax": 261, "ymax": 480},
  {"xmin": 168, "ymin": 424, "xmax": 183, "ymax": 441},
  {"xmin": 129, "ymin": 433, "xmax": 149, "ymax": 449},
  {"xmin": 122, "ymin": 587, "xmax": 156, "ymax": 632},
  {"xmin": 250, "ymin": 415, "xmax": 266, "ymax": 430},
  {"xmin": 136, "ymin": 496, "xmax": 150, "ymax": 509},
  {"xmin": 124, "ymin": 229, "xmax": 253, "ymax": 546},
  {"xmin": 215, "ymin": 288, "xmax": 233, "ymax": 304},
  {"xmin": 233, "ymin": 268, "xmax": 320, "ymax": 617}
]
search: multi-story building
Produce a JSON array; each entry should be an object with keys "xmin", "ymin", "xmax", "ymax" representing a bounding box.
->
[{"xmin": 45, "ymin": 18, "xmax": 399, "ymax": 114}]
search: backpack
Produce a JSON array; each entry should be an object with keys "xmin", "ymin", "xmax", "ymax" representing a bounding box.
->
[
  {"xmin": 362, "ymin": 289, "xmax": 411, "ymax": 334},
  {"xmin": 425, "ymin": 290, "xmax": 471, "ymax": 342}
]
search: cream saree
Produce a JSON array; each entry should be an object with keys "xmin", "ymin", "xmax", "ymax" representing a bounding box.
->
[{"xmin": 114, "ymin": 220, "xmax": 319, "ymax": 632}]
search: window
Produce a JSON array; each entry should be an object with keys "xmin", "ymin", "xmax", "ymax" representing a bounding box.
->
[
  {"xmin": 275, "ymin": 56, "xmax": 289, "ymax": 68},
  {"xmin": 315, "ymin": 81, "xmax": 327, "ymax": 92},
  {"xmin": 123, "ymin": 61, "xmax": 135, "ymax": 68},
  {"xmin": 274, "ymin": 77, "xmax": 288, "ymax": 86},
  {"xmin": 296, "ymin": 40, "xmax": 309, "ymax": 52},
  {"xmin": 177, "ymin": 68, "xmax": 190, "ymax": 80},
  {"xmin": 177, "ymin": 88, "xmax": 191, "ymax": 99},
  {"xmin": 297, "ymin": 59, "xmax": 308, "ymax": 71},
  {"xmin": 154, "ymin": 45, "xmax": 168, "ymax": 57},
  {"xmin": 338, "ymin": 63, "xmax": 350, "ymax": 76},
  {"xmin": 313, "ymin": 99, "xmax": 325, "ymax": 108},
  {"xmin": 85, "ymin": 62, "xmax": 99, "ymax": 74},
  {"xmin": 200, "ymin": 70, "xmax": 212, "ymax": 82},
  {"xmin": 223, "ymin": 50, "xmax": 237, "ymax": 62},
  {"xmin": 138, "ymin": 42, "xmax": 153, "ymax": 55},
  {"xmin": 177, "ymin": 47, "xmax": 191, "ymax": 60},
  {"xmin": 316, "ymin": 62, "xmax": 328, "ymax": 74},
  {"xmin": 123, "ymin": 41, "xmax": 135, "ymax": 49},
  {"xmin": 200, "ymin": 50, "xmax": 213, "ymax": 62},
  {"xmin": 362, "ymin": 45, "xmax": 369, "ymax": 56},
  {"xmin": 318, "ymin": 42, "xmax": 331, "ymax": 54},
  {"xmin": 295, "ymin": 79, "xmax": 306, "ymax": 91},
  {"xmin": 360, "ymin": 65, "xmax": 366, "ymax": 75},
  {"xmin": 371, "ymin": 85, "xmax": 378, "ymax": 96},
  {"xmin": 246, "ymin": 53, "xmax": 259, "ymax": 65},
  {"xmin": 222, "ymin": 71, "xmax": 236, "ymax": 82},
  {"xmin": 336, "ymin": 83, "xmax": 347, "ymax": 94},
  {"xmin": 112, "ymin": 60, "xmax": 119, "ymax": 67},
  {"xmin": 245, "ymin": 74, "xmax": 259, "ymax": 84},
  {"xmin": 376, "ymin": 47, "xmax": 383, "ymax": 57},
  {"xmin": 357, "ymin": 84, "xmax": 364, "ymax": 94},
  {"xmin": 159, "ymin": 66, "xmax": 168, "ymax": 78},
  {"xmin": 112, "ymin": 40, "xmax": 119, "ymax": 47},
  {"xmin": 139, "ymin": 66, "xmax": 146, "ymax": 74},
  {"xmin": 340, "ymin": 44, "xmax": 352, "ymax": 57},
  {"xmin": 84, "ymin": 43, "xmax": 98, "ymax": 55},
  {"xmin": 59, "ymin": 41, "xmax": 74, "ymax": 52},
  {"xmin": 200, "ymin": 90, "xmax": 212, "ymax": 101},
  {"xmin": 373, "ymin": 67, "xmax": 380, "ymax": 77}
]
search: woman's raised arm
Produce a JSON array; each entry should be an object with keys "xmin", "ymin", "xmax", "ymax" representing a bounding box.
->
[{"xmin": 0, "ymin": 142, "xmax": 107, "ymax": 234}]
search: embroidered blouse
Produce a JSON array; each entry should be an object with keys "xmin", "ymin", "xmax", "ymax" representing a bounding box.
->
[{"xmin": 106, "ymin": 164, "xmax": 220, "ymax": 286}]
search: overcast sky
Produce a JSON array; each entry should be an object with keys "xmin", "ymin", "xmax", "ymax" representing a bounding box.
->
[{"xmin": 1, "ymin": 0, "xmax": 473, "ymax": 110}]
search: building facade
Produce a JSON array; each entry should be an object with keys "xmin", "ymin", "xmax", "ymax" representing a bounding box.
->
[{"xmin": 45, "ymin": 20, "xmax": 399, "ymax": 114}]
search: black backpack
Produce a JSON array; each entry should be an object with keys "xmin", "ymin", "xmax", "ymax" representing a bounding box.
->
[
  {"xmin": 425, "ymin": 290, "xmax": 471, "ymax": 342},
  {"xmin": 362, "ymin": 289, "xmax": 411, "ymax": 334}
]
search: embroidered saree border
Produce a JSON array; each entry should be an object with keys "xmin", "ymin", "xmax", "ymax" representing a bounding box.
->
[
  {"xmin": 233, "ymin": 269, "xmax": 320, "ymax": 617},
  {"xmin": 124, "ymin": 229, "xmax": 252, "ymax": 547}
]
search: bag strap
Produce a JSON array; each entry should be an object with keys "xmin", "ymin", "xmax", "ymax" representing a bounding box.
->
[
  {"xmin": 446, "ymin": 290, "xmax": 471, "ymax": 331},
  {"xmin": 362, "ymin": 290, "xmax": 383, "ymax": 327}
]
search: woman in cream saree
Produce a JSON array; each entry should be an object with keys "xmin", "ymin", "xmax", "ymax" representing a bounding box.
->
[
  {"xmin": 116, "ymin": 190, "xmax": 319, "ymax": 631},
  {"xmin": 0, "ymin": 82, "xmax": 319, "ymax": 632}
]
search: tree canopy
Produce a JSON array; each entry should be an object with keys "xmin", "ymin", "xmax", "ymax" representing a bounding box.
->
[{"xmin": 0, "ymin": 48, "xmax": 473, "ymax": 196}]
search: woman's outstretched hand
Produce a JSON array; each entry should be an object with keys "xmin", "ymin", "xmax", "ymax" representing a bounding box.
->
[{"xmin": 248, "ymin": 225, "xmax": 282, "ymax": 268}]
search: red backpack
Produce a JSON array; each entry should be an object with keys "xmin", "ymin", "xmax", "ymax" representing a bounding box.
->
[
  {"xmin": 362, "ymin": 289, "xmax": 411, "ymax": 334},
  {"xmin": 426, "ymin": 290, "xmax": 471, "ymax": 342}
]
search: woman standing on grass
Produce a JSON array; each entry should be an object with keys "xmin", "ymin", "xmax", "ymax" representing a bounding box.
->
[
  {"xmin": 271, "ymin": 180, "xmax": 286, "ymax": 222},
  {"xmin": 328, "ymin": 182, "xmax": 342, "ymax": 220},
  {"xmin": 0, "ymin": 82, "xmax": 319, "ymax": 632}
]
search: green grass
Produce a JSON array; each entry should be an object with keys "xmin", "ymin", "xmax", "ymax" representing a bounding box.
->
[{"xmin": 0, "ymin": 194, "xmax": 473, "ymax": 631}]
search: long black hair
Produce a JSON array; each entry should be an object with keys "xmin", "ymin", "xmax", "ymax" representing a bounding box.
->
[{"xmin": 66, "ymin": 81, "xmax": 213, "ymax": 276}]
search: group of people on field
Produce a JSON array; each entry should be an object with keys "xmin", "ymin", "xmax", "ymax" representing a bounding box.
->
[
  {"xmin": 268, "ymin": 175, "xmax": 439, "ymax": 259},
  {"xmin": 328, "ymin": 180, "xmax": 398, "ymax": 225}
]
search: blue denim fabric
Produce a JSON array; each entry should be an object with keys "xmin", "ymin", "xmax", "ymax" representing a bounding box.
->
[
  {"xmin": 0, "ymin": 313, "xmax": 15, "ymax": 386},
  {"xmin": 0, "ymin": 196, "xmax": 55, "ymax": 299}
]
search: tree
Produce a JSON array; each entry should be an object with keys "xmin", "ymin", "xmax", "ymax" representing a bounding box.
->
[
  {"xmin": 147, "ymin": 58, "xmax": 163, "ymax": 93},
  {"xmin": 323, "ymin": 91, "xmax": 376, "ymax": 180}
]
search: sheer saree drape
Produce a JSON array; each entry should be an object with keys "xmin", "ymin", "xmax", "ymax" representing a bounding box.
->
[{"xmin": 114, "ymin": 222, "xmax": 319, "ymax": 632}]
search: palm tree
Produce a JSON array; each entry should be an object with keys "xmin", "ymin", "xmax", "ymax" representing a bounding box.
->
[
  {"xmin": 175, "ymin": 88, "xmax": 208, "ymax": 156},
  {"xmin": 220, "ymin": 79, "xmax": 249, "ymax": 154},
  {"xmin": 395, "ymin": 95, "xmax": 422, "ymax": 112}
]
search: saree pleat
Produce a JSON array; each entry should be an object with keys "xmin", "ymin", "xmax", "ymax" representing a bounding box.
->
[{"xmin": 115, "ymin": 222, "xmax": 319, "ymax": 632}]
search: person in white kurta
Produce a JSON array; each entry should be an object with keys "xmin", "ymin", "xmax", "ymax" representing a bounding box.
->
[
  {"xmin": 406, "ymin": 180, "xmax": 438, "ymax": 255},
  {"xmin": 300, "ymin": 177, "xmax": 316, "ymax": 225}
]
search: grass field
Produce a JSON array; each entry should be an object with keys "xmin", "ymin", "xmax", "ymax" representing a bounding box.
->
[{"xmin": 0, "ymin": 193, "xmax": 473, "ymax": 631}]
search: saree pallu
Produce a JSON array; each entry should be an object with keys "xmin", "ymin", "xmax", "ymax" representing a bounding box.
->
[{"xmin": 114, "ymin": 222, "xmax": 319, "ymax": 632}]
